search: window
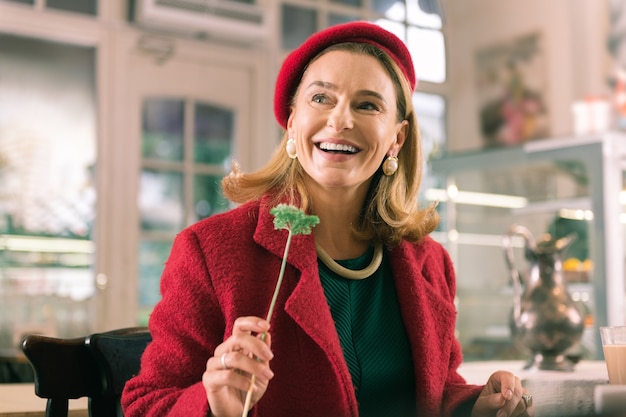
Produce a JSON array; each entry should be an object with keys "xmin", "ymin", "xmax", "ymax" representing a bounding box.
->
[
  {"xmin": 0, "ymin": 34, "xmax": 96, "ymax": 346},
  {"xmin": 414, "ymin": 92, "xmax": 446, "ymax": 205},
  {"xmin": 280, "ymin": 0, "xmax": 445, "ymax": 84},
  {"xmin": 0, "ymin": 0, "xmax": 98, "ymax": 15},
  {"xmin": 137, "ymin": 98, "xmax": 233, "ymax": 324}
]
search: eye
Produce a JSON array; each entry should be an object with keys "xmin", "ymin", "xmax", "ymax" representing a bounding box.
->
[
  {"xmin": 357, "ymin": 101, "xmax": 381, "ymax": 112},
  {"xmin": 312, "ymin": 94, "xmax": 329, "ymax": 104}
]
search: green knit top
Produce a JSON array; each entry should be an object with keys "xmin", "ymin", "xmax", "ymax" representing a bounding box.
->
[{"xmin": 318, "ymin": 246, "xmax": 417, "ymax": 417}]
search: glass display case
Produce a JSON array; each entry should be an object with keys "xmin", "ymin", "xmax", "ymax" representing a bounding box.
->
[
  {"xmin": 428, "ymin": 132, "xmax": 626, "ymax": 361},
  {"xmin": 0, "ymin": 234, "xmax": 95, "ymax": 351}
]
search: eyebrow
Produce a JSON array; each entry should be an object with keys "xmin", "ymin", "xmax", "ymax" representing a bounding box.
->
[{"xmin": 306, "ymin": 81, "xmax": 387, "ymax": 103}]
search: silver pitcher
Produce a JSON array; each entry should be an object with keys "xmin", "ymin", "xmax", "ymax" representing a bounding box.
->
[{"xmin": 502, "ymin": 224, "xmax": 585, "ymax": 371}]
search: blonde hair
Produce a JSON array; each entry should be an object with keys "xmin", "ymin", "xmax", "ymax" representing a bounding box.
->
[{"xmin": 222, "ymin": 42, "xmax": 439, "ymax": 246}]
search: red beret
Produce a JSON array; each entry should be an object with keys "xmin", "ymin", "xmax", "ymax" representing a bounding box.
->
[{"xmin": 274, "ymin": 21, "xmax": 416, "ymax": 129}]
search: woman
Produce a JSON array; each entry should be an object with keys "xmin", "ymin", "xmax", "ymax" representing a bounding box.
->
[{"xmin": 121, "ymin": 21, "xmax": 534, "ymax": 417}]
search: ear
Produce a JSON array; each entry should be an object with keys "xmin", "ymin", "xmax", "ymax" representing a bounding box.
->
[
  {"xmin": 390, "ymin": 120, "xmax": 409, "ymax": 154},
  {"xmin": 286, "ymin": 107, "xmax": 296, "ymax": 133}
]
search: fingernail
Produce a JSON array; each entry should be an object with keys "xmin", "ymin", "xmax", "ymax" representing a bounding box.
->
[
  {"xmin": 496, "ymin": 411, "xmax": 506, "ymax": 417},
  {"xmin": 261, "ymin": 346, "xmax": 274, "ymax": 360},
  {"xmin": 263, "ymin": 367, "xmax": 274, "ymax": 379}
]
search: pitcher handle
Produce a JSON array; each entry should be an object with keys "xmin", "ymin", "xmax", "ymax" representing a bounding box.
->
[{"xmin": 503, "ymin": 224, "xmax": 536, "ymax": 324}]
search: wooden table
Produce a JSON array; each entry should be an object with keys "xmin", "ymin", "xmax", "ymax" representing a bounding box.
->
[
  {"xmin": 0, "ymin": 349, "xmax": 33, "ymax": 383},
  {"xmin": 0, "ymin": 383, "xmax": 88, "ymax": 417}
]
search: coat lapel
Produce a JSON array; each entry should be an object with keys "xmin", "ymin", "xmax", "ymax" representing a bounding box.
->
[
  {"xmin": 390, "ymin": 239, "xmax": 458, "ymax": 415},
  {"xmin": 253, "ymin": 202, "xmax": 346, "ymax": 357},
  {"xmin": 254, "ymin": 202, "xmax": 356, "ymax": 412}
]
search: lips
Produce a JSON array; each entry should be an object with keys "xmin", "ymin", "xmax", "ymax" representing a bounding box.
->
[{"xmin": 317, "ymin": 142, "xmax": 360, "ymax": 154}]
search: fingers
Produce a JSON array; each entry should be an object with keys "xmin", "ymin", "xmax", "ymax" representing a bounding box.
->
[
  {"xmin": 494, "ymin": 372, "xmax": 526, "ymax": 416},
  {"xmin": 216, "ymin": 316, "xmax": 273, "ymax": 359},
  {"xmin": 206, "ymin": 349, "xmax": 274, "ymax": 393},
  {"xmin": 204, "ymin": 355, "xmax": 255, "ymax": 393},
  {"xmin": 521, "ymin": 393, "xmax": 534, "ymax": 416},
  {"xmin": 218, "ymin": 316, "xmax": 274, "ymax": 378},
  {"xmin": 495, "ymin": 389, "xmax": 533, "ymax": 417},
  {"xmin": 473, "ymin": 371, "xmax": 534, "ymax": 417},
  {"xmin": 202, "ymin": 317, "xmax": 275, "ymax": 416},
  {"xmin": 217, "ymin": 349, "xmax": 274, "ymax": 379}
]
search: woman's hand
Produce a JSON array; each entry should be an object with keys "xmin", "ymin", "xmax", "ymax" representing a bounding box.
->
[
  {"xmin": 471, "ymin": 370, "xmax": 534, "ymax": 417},
  {"xmin": 202, "ymin": 316, "xmax": 274, "ymax": 417}
]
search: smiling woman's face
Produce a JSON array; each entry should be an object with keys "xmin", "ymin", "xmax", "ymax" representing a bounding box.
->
[{"xmin": 287, "ymin": 49, "xmax": 407, "ymax": 196}]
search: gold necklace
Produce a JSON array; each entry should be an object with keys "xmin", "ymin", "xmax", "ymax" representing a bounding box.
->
[{"xmin": 315, "ymin": 242, "xmax": 383, "ymax": 280}]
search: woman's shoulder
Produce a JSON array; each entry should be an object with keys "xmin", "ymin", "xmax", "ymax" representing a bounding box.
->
[
  {"xmin": 396, "ymin": 235, "xmax": 457, "ymax": 292},
  {"xmin": 395, "ymin": 235, "xmax": 454, "ymax": 271},
  {"xmin": 400, "ymin": 234, "xmax": 448, "ymax": 257},
  {"xmin": 180, "ymin": 200, "xmax": 262, "ymax": 246}
]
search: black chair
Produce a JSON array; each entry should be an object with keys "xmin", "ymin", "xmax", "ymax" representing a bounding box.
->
[
  {"xmin": 21, "ymin": 327, "xmax": 151, "ymax": 417},
  {"xmin": 86, "ymin": 327, "xmax": 152, "ymax": 417}
]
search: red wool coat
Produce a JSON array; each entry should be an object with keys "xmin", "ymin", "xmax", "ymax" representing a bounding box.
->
[{"xmin": 121, "ymin": 197, "xmax": 484, "ymax": 417}]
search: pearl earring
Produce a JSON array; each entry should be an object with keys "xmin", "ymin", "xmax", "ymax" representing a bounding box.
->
[
  {"xmin": 382, "ymin": 155, "xmax": 398, "ymax": 176},
  {"xmin": 286, "ymin": 138, "xmax": 297, "ymax": 159}
]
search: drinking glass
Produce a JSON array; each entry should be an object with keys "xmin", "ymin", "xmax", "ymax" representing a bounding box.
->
[{"xmin": 600, "ymin": 326, "xmax": 626, "ymax": 384}]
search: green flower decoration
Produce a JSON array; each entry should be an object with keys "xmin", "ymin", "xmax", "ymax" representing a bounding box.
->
[
  {"xmin": 242, "ymin": 204, "xmax": 319, "ymax": 415},
  {"xmin": 270, "ymin": 203, "xmax": 320, "ymax": 236},
  {"xmin": 266, "ymin": 204, "xmax": 319, "ymax": 322}
]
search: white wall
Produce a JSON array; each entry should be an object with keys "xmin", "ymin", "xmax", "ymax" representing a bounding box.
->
[{"xmin": 443, "ymin": 0, "xmax": 612, "ymax": 152}]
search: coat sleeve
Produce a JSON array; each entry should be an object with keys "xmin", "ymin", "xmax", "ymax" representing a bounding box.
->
[{"xmin": 121, "ymin": 227, "xmax": 222, "ymax": 417}]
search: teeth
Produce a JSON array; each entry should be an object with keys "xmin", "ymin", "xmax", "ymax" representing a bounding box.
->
[{"xmin": 319, "ymin": 142, "xmax": 358, "ymax": 153}]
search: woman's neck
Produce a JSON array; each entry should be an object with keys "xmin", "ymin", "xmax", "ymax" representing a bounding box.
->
[{"xmin": 310, "ymin": 194, "xmax": 369, "ymax": 260}]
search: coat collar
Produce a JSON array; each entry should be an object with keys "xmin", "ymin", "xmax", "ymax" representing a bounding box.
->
[{"xmin": 252, "ymin": 198, "xmax": 339, "ymax": 351}]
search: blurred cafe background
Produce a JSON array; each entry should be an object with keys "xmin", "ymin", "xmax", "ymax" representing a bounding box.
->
[{"xmin": 1, "ymin": 0, "xmax": 625, "ymax": 383}]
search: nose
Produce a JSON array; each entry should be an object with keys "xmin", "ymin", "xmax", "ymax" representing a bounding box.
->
[{"xmin": 327, "ymin": 102, "xmax": 353, "ymax": 132}]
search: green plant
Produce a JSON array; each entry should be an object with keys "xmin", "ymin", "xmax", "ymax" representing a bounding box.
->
[{"xmin": 241, "ymin": 204, "xmax": 319, "ymax": 416}]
